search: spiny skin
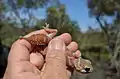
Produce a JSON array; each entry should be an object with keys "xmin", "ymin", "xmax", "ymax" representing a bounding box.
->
[
  {"xmin": 21, "ymin": 34, "xmax": 51, "ymax": 55},
  {"xmin": 24, "ymin": 34, "xmax": 51, "ymax": 45}
]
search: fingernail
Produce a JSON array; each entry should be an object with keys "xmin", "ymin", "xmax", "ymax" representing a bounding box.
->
[{"xmin": 48, "ymin": 38, "xmax": 65, "ymax": 51}]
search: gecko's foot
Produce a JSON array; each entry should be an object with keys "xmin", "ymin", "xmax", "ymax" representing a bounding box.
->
[
  {"xmin": 42, "ymin": 23, "xmax": 58, "ymax": 39},
  {"xmin": 43, "ymin": 23, "xmax": 50, "ymax": 29}
]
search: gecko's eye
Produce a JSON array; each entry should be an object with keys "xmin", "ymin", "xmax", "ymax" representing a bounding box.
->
[{"xmin": 85, "ymin": 67, "xmax": 90, "ymax": 72}]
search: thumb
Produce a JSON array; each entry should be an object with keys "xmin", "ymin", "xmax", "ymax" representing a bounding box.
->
[
  {"xmin": 46, "ymin": 38, "xmax": 66, "ymax": 62},
  {"xmin": 41, "ymin": 38, "xmax": 68, "ymax": 79}
]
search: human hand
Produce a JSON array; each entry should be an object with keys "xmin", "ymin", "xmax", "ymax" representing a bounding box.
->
[{"xmin": 3, "ymin": 29, "xmax": 80, "ymax": 79}]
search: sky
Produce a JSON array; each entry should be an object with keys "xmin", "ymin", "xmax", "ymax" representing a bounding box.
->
[
  {"xmin": 59, "ymin": 0, "xmax": 98, "ymax": 31},
  {"xmin": 33, "ymin": 0, "xmax": 113, "ymax": 31}
]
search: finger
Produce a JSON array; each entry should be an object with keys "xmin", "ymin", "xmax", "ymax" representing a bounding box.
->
[
  {"xmin": 73, "ymin": 50, "xmax": 81, "ymax": 58},
  {"xmin": 66, "ymin": 41, "xmax": 78, "ymax": 56},
  {"xmin": 66, "ymin": 42, "xmax": 80, "ymax": 71},
  {"xmin": 67, "ymin": 50, "xmax": 81, "ymax": 67},
  {"xmin": 8, "ymin": 39, "xmax": 31, "ymax": 63},
  {"xmin": 30, "ymin": 52, "xmax": 44, "ymax": 69},
  {"xmin": 57, "ymin": 33, "xmax": 72, "ymax": 45},
  {"xmin": 66, "ymin": 50, "xmax": 81, "ymax": 71},
  {"xmin": 16, "ymin": 72, "xmax": 41, "ymax": 79},
  {"xmin": 41, "ymin": 38, "xmax": 68, "ymax": 79}
]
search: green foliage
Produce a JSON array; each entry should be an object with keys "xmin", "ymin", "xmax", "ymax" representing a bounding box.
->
[
  {"xmin": 88, "ymin": 0, "xmax": 120, "ymax": 25},
  {"xmin": 45, "ymin": 5, "xmax": 81, "ymax": 43},
  {"xmin": 87, "ymin": 0, "xmax": 120, "ymax": 16},
  {"xmin": 0, "ymin": 0, "xmax": 54, "ymax": 28},
  {"xmin": 88, "ymin": 0, "xmax": 120, "ymax": 77},
  {"xmin": 0, "ymin": 3, "xmax": 5, "ymax": 13},
  {"xmin": 35, "ymin": 4, "xmax": 81, "ymax": 43},
  {"xmin": 80, "ymin": 29, "xmax": 107, "ymax": 52},
  {"xmin": 6, "ymin": 0, "xmax": 50, "ymax": 9},
  {"xmin": 17, "ymin": 0, "xmax": 24, "ymax": 7}
]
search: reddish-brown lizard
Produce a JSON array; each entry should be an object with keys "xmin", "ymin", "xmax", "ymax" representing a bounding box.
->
[{"xmin": 20, "ymin": 23, "xmax": 93, "ymax": 74}]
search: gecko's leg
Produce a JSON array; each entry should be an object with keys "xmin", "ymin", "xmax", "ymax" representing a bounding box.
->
[
  {"xmin": 43, "ymin": 23, "xmax": 50, "ymax": 29},
  {"xmin": 43, "ymin": 23, "xmax": 58, "ymax": 39}
]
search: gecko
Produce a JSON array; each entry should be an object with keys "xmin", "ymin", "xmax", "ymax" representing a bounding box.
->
[{"xmin": 20, "ymin": 23, "xmax": 93, "ymax": 74}]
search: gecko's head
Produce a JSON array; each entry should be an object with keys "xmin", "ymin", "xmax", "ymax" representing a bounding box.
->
[{"xmin": 75, "ymin": 58, "xmax": 93, "ymax": 73}]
